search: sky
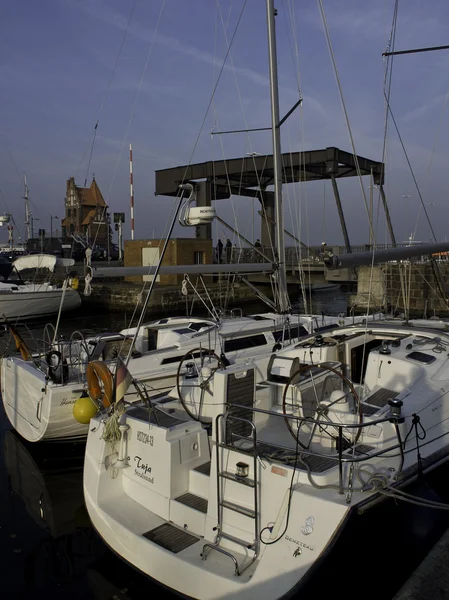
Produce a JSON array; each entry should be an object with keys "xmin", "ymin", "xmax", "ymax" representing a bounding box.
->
[{"xmin": 1, "ymin": 0, "xmax": 449, "ymax": 248}]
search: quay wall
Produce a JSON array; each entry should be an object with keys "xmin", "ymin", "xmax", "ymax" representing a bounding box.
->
[
  {"xmin": 393, "ymin": 526, "xmax": 449, "ymax": 600},
  {"xmin": 349, "ymin": 263, "xmax": 449, "ymax": 317},
  {"xmin": 81, "ymin": 279, "xmax": 266, "ymax": 315}
]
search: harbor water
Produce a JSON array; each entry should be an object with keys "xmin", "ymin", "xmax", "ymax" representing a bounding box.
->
[{"xmin": 1, "ymin": 289, "xmax": 449, "ymax": 599}]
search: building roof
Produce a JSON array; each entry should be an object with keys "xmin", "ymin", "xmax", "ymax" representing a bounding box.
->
[
  {"xmin": 79, "ymin": 179, "xmax": 106, "ymax": 207},
  {"xmin": 82, "ymin": 209, "xmax": 96, "ymax": 225}
]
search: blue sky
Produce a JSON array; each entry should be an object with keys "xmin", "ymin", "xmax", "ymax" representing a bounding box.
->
[{"xmin": 1, "ymin": 0, "xmax": 449, "ymax": 247}]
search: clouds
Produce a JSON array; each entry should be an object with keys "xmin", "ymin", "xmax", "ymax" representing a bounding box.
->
[{"xmin": 1, "ymin": 0, "xmax": 449, "ymax": 246}]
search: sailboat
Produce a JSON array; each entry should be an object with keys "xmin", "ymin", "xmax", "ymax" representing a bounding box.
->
[
  {"xmin": 0, "ymin": 254, "xmax": 80, "ymax": 321},
  {"xmin": 82, "ymin": 2, "xmax": 449, "ymax": 598},
  {"xmin": 1, "ymin": 307, "xmax": 371, "ymax": 442},
  {"xmin": 0, "ymin": 103, "xmax": 383, "ymax": 445}
]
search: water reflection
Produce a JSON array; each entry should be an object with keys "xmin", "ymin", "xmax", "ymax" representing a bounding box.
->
[
  {"xmin": 1, "ymin": 423, "xmax": 102, "ymax": 599},
  {"xmin": 0, "ymin": 412, "xmax": 169, "ymax": 600}
]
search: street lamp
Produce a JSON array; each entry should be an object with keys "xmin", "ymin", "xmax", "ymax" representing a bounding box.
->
[{"xmin": 50, "ymin": 215, "xmax": 59, "ymax": 239}]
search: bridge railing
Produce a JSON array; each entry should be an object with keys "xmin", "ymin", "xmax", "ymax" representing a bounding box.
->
[{"xmin": 219, "ymin": 243, "xmax": 432, "ymax": 268}]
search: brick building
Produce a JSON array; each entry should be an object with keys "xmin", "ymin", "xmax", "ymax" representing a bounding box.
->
[{"xmin": 61, "ymin": 177, "xmax": 110, "ymax": 247}]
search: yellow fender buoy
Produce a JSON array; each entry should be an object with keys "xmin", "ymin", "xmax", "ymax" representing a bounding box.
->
[
  {"xmin": 73, "ymin": 392, "xmax": 98, "ymax": 424},
  {"xmin": 69, "ymin": 277, "xmax": 79, "ymax": 290}
]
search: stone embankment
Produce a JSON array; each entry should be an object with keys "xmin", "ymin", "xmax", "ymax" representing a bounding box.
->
[
  {"xmin": 80, "ymin": 279, "xmax": 264, "ymax": 314},
  {"xmin": 349, "ymin": 263, "xmax": 449, "ymax": 317}
]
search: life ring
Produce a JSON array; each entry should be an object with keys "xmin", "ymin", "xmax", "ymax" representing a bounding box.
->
[
  {"xmin": 9, "ymin": 325, "xmax": 31, "ymax": 361},
  {"xmin": 46, "ymin": 350, "xmax": 69, "ymax": 384},
  {"xmin": 86, "ymin": 360, "xmax": 114, "ymax": 408}
]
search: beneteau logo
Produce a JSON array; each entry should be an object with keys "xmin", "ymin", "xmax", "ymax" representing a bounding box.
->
[
  {"xmin": 137, "ymin": 431, "xmax": 154, "ymax": 446},
  {"xmin": 284, "ymin": 535, "xmax": 315, "ymax": 552},
  {"xmin": 134, "ymin": 456, "xmax": 154, "ymax": 484},
  {"xmin": 301, "ymin": 516, "xmax": 315, "ymax": 536}
]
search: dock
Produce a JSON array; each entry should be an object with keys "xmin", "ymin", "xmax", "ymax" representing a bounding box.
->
[{"xmin": 393, "ymin": 527, "xmax": 449, "ymax": 599}]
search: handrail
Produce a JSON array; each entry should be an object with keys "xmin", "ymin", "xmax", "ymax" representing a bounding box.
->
[{"xmin": 223, "ymin": 401, "xmax": 405, "ymax": 494}]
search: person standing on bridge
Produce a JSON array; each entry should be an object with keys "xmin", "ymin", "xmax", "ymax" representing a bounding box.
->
[
  {"xmin": 225, "ymin": 238, "xmax": 232, "ymax": 262},
  {"xmin": 216, "ymin": 238, "xmax": 223, "ymax": 263}
]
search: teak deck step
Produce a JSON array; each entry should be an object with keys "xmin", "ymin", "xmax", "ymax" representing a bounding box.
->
[{"xmin": 174, "ymin": 492, "xmax": 208, "ymax": 514}]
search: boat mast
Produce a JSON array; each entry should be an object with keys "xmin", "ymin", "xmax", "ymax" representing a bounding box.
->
[
  {"xmin": 23, "ymin": 174, "xmax": 30, "ymax": 241},
  {"xmin": 129, "ymin": 143, "xmax": 135, "ymax": 241},
  {"xmin": 266, "ymin": 0, "xmax": 290, "ymax": 313}
]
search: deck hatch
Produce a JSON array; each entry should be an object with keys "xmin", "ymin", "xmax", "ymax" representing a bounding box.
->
[{"xmin": 143, "ymin": 523, "xmax": 199, "ymax": 553}]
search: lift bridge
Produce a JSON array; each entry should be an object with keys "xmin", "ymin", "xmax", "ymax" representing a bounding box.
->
[{"xmin": 154, "ymin": 147, "xmax": 394, "ymax": 286}]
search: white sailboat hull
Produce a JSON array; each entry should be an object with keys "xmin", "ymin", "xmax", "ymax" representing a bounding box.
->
[
  {"xmin": 2, "ymin": 312, "xmax": 358, "ymax": 442},
  {"xmin": 0, "ymin": 287, "xmax": 81, "ymax": 321},
  {"xmin": 1, "ymin": 357, "xmax": 88, "ymax": 442},
  {"xmin": 83, "ymin": 321, "xmax": 449, "ymax": 599},
  {"xmin": 0, "ymin": 357, "xmax": 180, "ymax": 442},
  {"xmin": 84, "ymin": 415, "xmax": 351, "ymax": 600}
]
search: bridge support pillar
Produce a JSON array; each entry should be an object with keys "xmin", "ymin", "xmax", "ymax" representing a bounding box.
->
[
  {"xmin": 330, "ymin": 174, "xmax": 351, "ymax": 254},
  {"xmin": 378, "ymin": 184, "xmax": 397, "ymax": 247}
]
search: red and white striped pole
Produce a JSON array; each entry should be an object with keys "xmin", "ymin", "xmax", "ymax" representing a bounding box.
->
[{"xmin": 129, "ymin": 143, "xmax": 135, "ymax": 240}]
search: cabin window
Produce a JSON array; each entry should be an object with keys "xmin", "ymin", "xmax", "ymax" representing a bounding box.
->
[
  {"xmin": 161, "ymin": 349, "xmax": 214, "ymax": 365},
  {"xmin": 189, "ymin": 322, "xmax": 210, "ymax": 331},
  {"xmin": 273, "ymin": 326, "xmax": 308, "ymax": 342},
  {"xmin": 224, "ymin": 334, "xmax": 267, "ymax": 353}
]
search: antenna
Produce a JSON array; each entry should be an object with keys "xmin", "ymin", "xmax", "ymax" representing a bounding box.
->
[
  {"xmin": 23, "ymin": 174, "xmax": 30, "ymax": 241},
  {"xmin": 129, "ymin": 144, "xmax": 135, "ymax": 240}
]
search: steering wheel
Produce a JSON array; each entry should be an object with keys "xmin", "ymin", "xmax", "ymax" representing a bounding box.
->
[
  {"xmin": 176, "ymin": 347, "xmax": 224, "ymax": 423},
  {"xmin": 281, "ymin": 363, "xmax": 362, "ymax": 450}
]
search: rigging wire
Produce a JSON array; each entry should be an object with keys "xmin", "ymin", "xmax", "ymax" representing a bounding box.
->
[
  {"xmin": 382, "ymin": 0, "xmax": 437, "ymax": 244},
  {"xmin": 90, "ymin": 0, "xmax": 167, "ymax": 251},
  {"xmin": 74, "ymin": 0, "xmax": 139, "ymax": 184},
  {"xmin": 214, "ymin": 0, "xmax": 276, "ymax": 255},
  {"xmin": 93, "ymin": 0, "xmax": 251, "ymax": 354},
  {"xmin": 317, "ymin": 0, "xmax": 375, "ymax": 245},
  {"xmin": 380, "ymin": 0, "xmax": 398, "ymax": 246},
  {"xmin": 427, "ymin": 87, "xmax": 449, "ymax": 175},
  {"xmin": 280, "ymin": 0, "xmax": 309, "ymax": 313},
  {"xmin": 385, "ymin": 101, "xmax": 437, "ymax": 242}
]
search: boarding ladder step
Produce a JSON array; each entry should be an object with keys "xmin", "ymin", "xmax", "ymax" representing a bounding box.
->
[
  {"xmin": 220, "ymin": 499, "xmax": 256, "ymax": 519},
  {"xmin": 220, "ymin": 531, "xmax": 255, "ymax": 550},
  {"xmin": 202, "ymin": 411, "xmax": 259, "ymax": 576},
  {"xmin": 219, "ymin": 471, "xmax": 255, "ymax": 488}
]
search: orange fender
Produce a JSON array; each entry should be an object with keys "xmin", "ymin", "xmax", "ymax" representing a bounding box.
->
[
  {"xmin": 9, "ymin": 325, "xmax": 31, "ymax": 361},
  {"xmin": 86, "ymin": 361, "xmax": 114, "ymax": 408}
]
